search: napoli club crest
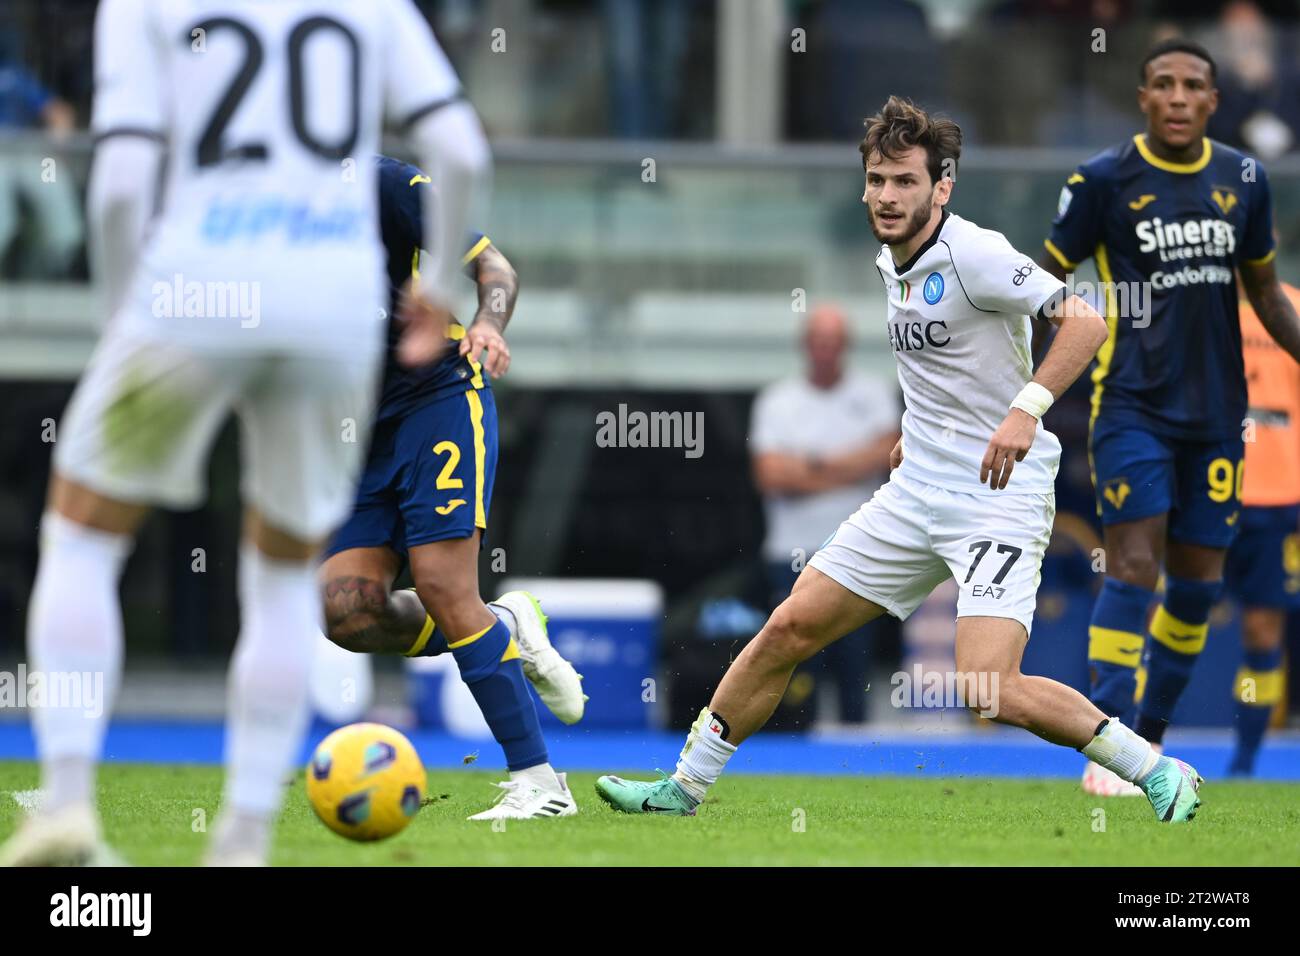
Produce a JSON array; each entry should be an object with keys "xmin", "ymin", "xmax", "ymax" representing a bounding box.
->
[{"xmin": 923, "ymin": 271, "xmax": 944, "ymax": 304}]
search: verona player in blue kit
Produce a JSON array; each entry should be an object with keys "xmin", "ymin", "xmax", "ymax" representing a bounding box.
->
[
  {"xmin": 1040, "ymin": 40, "xmax": 1300, "ymax": 795},
  {"xmin": 319, "ymin": 157, "xmax": 585, "ymax": 820}
]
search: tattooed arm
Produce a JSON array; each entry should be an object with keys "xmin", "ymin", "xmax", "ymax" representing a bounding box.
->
[
  {"xmin": 459, "ymin": 241, "xmax": 520, "ymax": 377},
  {"xmin": 1241, "ymin": 258, "xmax": 1300, "ymax": 361},
  {"xmin": 469, "ymin": 242, "xmax": 519, "ymax": 332}
]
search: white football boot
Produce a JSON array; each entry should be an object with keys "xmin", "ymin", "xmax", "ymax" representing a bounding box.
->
[
  {"xmin": 1081, "ymin": 759, "xmax": 1145, "ymax": 797},
  {"xmin": 490, "ymin": 590, "xmax": 587, "ymax": 724},
  {"xmin": 467, "ymin": 771, "xmax": 578, "ymax": 821},
  {"xmin": 0, "ymin": 802, "xmax": 122, "ymax": 866}
]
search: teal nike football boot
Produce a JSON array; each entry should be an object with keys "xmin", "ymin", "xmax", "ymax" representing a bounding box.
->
[
  {"xmin": 595, "ymin": 771, "xmax": 699, "ymax": 816},
  {"xmin": 1138, "ymin": 755, "xmax": 1203, "ymax": 823}
]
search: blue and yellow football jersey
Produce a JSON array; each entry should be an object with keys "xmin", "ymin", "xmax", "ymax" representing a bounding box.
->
[
  {"xmin": 375, "ymin": 155, "xmax": 491, "ymax": 423},
  {"xmin": 1045, "ymin": 134, "xmax": 1275, "ymax": 441}
]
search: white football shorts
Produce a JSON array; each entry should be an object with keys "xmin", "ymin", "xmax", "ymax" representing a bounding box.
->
[
  {"xmin": 54, "ymin": 328, "xmax": 380, "ymax": 541},
  {"xmin": 808, "ymin": 469, "xmax": 1055, "ymax": 635}
]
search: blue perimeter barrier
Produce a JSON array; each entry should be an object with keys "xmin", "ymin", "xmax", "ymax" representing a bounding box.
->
[{"xmin": 0, "ymin": 719, "xmax": 1296, "ymax": 781}]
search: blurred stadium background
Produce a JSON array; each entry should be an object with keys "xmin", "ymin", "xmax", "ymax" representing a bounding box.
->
[{"xmin": 1, "ymin": 0, "xmax": 1298, "ymax": 778}]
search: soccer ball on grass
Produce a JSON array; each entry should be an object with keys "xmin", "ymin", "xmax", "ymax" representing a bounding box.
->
[{"xmin": 306, "ymin": 722, "xmax": 426, "ymax": 841}]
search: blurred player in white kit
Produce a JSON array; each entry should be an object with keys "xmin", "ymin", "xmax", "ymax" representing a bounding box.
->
[{"xmin": 1, "ymin": 0, "xmax": 488, "ymax": 866}]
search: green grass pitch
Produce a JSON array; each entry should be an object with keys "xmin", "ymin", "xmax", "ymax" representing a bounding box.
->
[{"xmin": 1, "ymin": 761, "xmax": 1297, "ymax": 866}]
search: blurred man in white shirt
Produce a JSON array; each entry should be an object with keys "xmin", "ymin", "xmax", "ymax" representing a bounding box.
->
[{"xmin": 750, "ymin": 303, "xmax": 900, "ymax": 723}]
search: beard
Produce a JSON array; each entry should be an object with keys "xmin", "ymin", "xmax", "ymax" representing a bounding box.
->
[{"xmin": 869, "ymin": 199, "xmax": 934, "ymax": 247}]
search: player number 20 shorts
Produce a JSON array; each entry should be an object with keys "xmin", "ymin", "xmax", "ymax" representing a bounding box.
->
[{"xmin": 55, "ymin": 329, "xmax": 380, "ymax": 541}]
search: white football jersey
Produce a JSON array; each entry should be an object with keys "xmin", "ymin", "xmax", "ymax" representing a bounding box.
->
[
  {"xmin": 874, "ymin": 211, "xmax": 1067, "ymax": 495},
  {"xmin": 92, "ymin": 0, "xmax": 462, "ymax": 353}
]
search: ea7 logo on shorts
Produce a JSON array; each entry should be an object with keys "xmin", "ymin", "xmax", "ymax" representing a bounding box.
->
[{"xmin": 964, "ymin": 539, "xmax": 1022, "ymax": 600}]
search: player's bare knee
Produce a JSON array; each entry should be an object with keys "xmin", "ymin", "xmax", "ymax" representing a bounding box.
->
[
  {"xmin": 412, "ymin": 575, "xmax": 484, "ymax": 638},
  {"xmin": 324, "ymin": 618, "xmax": 375, "ymax": 653},
  {"xmin": 407, "ymin": 536, "xmax": 485, "ymax": 637},
  {"xmin": 973, "ymin": 670, "xmax": 1025, "ymax": 726},
  {"xmin": 48, "ymin": 474, "xmax": 148, "ymax": 536},
  {"xmin": 756, "ymin": 606, "xmax": 822, "ymax": 666},
  {"xmin": 322, "ymin": 576, "xmax": 390, "ymax": 652},
  {"xmin": 1109, "ymin": 550, "xmax": 1161, "ymax": 589},
  {"xmin": 948, "ymin": 658, "xmax": 1009, "ymax": 720},
  {"xmin": 411, "ymin": 574, "xmax": 455, "ymax": 616},
  {"xmin": 1240, "ymin": 608, "xmax": 1284, "ymax": 652},
  {"xmin": 246, "ymin": 508, "xmax": 322, "ymax": 562}
]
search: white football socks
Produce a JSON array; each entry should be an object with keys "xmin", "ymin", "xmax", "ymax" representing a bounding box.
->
[
  {"xmin": 210, "ymin": 808, "xmax": 270, "ymax": 864},
  {"xmin": 1082, "ymin": 718, "xmax": 1160, "ymax": 783},
  {"xmin": 216, "ymin": 546, "xmax": 318, "ymax": 857},
  {"xmin": 488, "ymin": 602, "xmax": 519, "ymax": 637},
  {"xmin": 673, "ymin": 708, "xmax": 737, "ymax": 802},
  {"xmin": 28, "ymin": 512, "xmax": 132, "ymax": 812},
  {"xmin": 510, "ymin": 762, "xmax": 562, "ymax": 792}
]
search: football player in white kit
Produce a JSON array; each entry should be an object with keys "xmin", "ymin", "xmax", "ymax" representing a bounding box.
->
[
  {"xmin": 597, "ymin": 96, "xmax": 1206, "ymax": 824},
  {"xmin": 1, "ymin": 0, "xmax": 489, "ymax": 865}
]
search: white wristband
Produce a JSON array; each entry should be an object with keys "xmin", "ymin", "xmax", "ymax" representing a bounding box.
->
[{"xmin": 1010, "ymin": 382, "xmax": 1054, "ymax": 420}]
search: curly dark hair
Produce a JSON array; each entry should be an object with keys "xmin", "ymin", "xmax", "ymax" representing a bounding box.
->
[{"xmin": 859, "ymin": 96, "xmax": 962, "ymax": 187}]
